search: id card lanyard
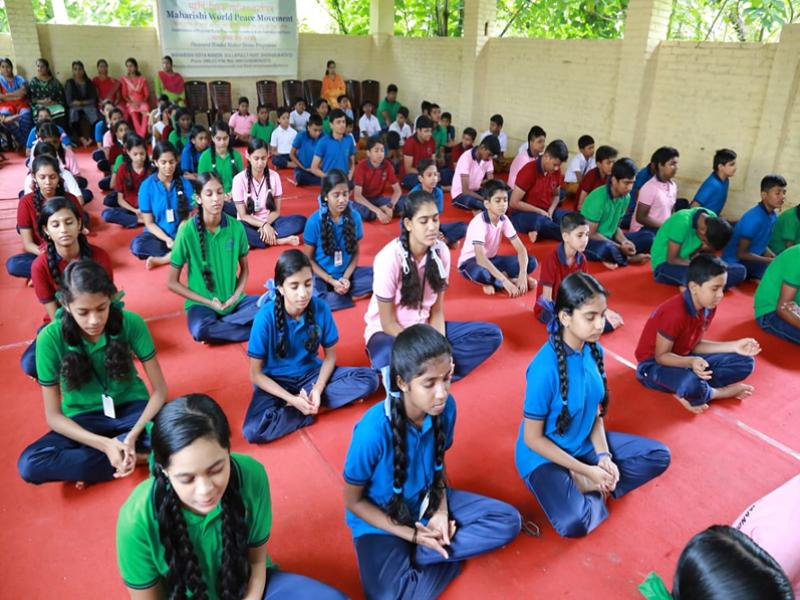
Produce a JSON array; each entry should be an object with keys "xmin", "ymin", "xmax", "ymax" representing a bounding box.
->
[{"xmin": 89, "ymin": 357, "xmax": 116, "ymax": 419}]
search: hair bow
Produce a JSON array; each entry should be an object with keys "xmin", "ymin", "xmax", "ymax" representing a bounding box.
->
[
  {"xmin": 318, "ymin": 195, "xmax": 328, "ymax": 215},
  {"xmin": 638, "ymin": 572, "xmax": 672, "ymax": 600},
  {"xmin": 430, "ymin": 244, "xmax": 448, "ymax": 279},
  {"xmin": 257, "ymin": 279, "xmax": 277, "ymax": 307},
  {"xmin": 537, "ymin": 298, "xmax": 561, "ymax": 335},
  {"xmin": 380, "ymin": 366, "xmax": 401, "ymax": 419},
  {"xmin": 396, "ymin": 239, "xmax": 411, "ymax": 275}
]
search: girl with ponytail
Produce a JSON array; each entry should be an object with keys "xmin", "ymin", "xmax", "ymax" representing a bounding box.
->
[
  {"xmin": 363, "ymin": 190, "xmax": 503, "ymax": 380},
  {"xmin": 197, "ymin": 121, "xmax": 243, "ymax": 217},
  {"xmin": 303, "ymin": 168, "xmax": 373, "ymax": 311},
  {"xmin": 116, "ymin": 394, "xmax": 347, "ymax": 599},
  {"xmin": 17, "ymin": 260, "xmax": 167, "ymax": 486},
  {"xmin": 343, "ymin": 324, "xmax": 521, "ymax": 600},
  {"xmin": 243, "ymin": 249, "xmax": 378, "ymax": 443},
  {"xmin": 167, "ymin": 173, "xmax": 260, "ymax": 344},
  {"xmin": 515, "ymin": 272, "xmax": 670, "ymax": 538},
  {"xmin": 102, "ymin": 133, "xmax": 151, "ymax": 228},
  {"xmin": 130, "ymin": 141, "xmax": 194, "ymax": 270},
  {"xmin": 232, "ymin": 137, "xmax": 306, "ymax": 249}
]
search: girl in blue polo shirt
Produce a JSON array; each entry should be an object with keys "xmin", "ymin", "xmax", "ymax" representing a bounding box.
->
[
  {"xmin": 180, "ymin": 124, "xmax": 210, "ymax": 181},
  {"xmin": 116, "ymin": 394, "xmax": 347, "ymax": 600},
  {"xmin": 18, "ymin": 260, "xmax": 168, "ymax": 486},
  {"xmin": 243, "ymin": 249, "xmax": 378, "ymax": 443},
  {"xmin": 516, "ymin": 272, "xmax": 671, "ymax": 537},
  {"xmin": 130, "ymin": 141, "xmax": 194, "ymax": 270},
  {"xmin": 303, "ymin": 168, "xmax": 373, "ymax": 311},
  {"xmin": 343, "ymin": 324, "xmax": 521, "ymax": 599}
]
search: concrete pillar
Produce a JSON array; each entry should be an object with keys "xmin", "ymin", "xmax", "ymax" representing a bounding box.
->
[
  {"xmin": 370, "ymin": 0, "xmax": 395, "ymax": 38},
  {"xmin": 5, "ymin": 0, "xmax": 43, "ymax": 77},
  {"xmin": 458, "ymin": 0, "xmax": 496, "ymax": 126}
]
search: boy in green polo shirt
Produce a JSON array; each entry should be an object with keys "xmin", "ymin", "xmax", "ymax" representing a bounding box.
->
[
  {"xmin": 581, "ymin": 157, "xmax": 652, "ymax": 268},
  {"xmin": 377, "ymin": 83, "xmax": 400, "ymax": 129},
  {"xmin": 754, "ymin": 244, "xmax": 800, "ymax": 344},
  {"xmin": 250, "ymin": 103, "xmax": 275, "ymax": 146},
  {"xmin": 768, "ymin": 205, "xmax": 800, "ymax": 255}
]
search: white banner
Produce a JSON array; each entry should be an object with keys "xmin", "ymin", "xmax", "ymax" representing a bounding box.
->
[{"xmin": 155, "ymin": 0, "xmax": 298, "ymax": 78}]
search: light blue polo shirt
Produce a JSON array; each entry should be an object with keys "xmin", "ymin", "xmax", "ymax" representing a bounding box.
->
[
  {"xmin": 343, "ymin": 395, "xmax": 456, "ymax": 538},
  {"xmin": 313, "ymin": 133, "xmax": 355, "ymax": 174},
  {"xmin": 180, "ymin": 143, "xmax": 200, "ymax": 174},
  {"xmin": 410, "ymin": 183, "xmax": 444, "ymax": 214},
  {"xmin": 138, "ymin": 173, "xmax": 195, "ymax": 239},
  {"xmin": 515, "ymin": 339, "xmax": 606, "ymax": 479},
  {"xmin": 247, "ymin": 296, "xmax": 338, "ymax": 378},
  {"xmin": 722, "ymin": 202, "xmax": 777, "ymax": 264},
  {"xmin": 292, "ymin": 130, "xmax": 319, "ymax": 169},
  {"xmin": 303, "ymin": 207, "xmax": 364, "ymax": 279},
  {"xmin": 693, "ymin": 172, "xmax": 729, "ymax": 216}
]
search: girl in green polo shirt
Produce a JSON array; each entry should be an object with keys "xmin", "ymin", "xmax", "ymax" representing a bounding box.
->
[
  {"xmin": 116, "ymin": 394, "xmax": 347, "ymax": 600},
  {"xmin": 197, "ymin": 121, "xmax": 243, "ymax": 218},
  {"xmin": 167, "ymin": 172, "xmax": 259, "ymax": 344},
  {"xmin": 18, "ymin": 260, "xmax": 168, "ymax": 486}
]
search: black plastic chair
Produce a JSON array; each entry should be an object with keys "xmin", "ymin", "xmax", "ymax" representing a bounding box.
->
[
  {"xmin": 281, "ymin": 79, "xmax": 305, "ymax": 108},
  {"xmin": 303, "ymin": 79, "xmax": 322, "ymax": 108},
  {"xmin": 184, "ymin": 80, "xmax": 211, "ymax": 126},
  {"xmin": 256, "ymin": 80, "xmax": 279, "ymax": 110},
  {"xmin": 208, "ymin": 80, "xmax": 233, "ymax": 123}
]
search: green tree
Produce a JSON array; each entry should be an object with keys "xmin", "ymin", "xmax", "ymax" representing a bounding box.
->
[
  {"xmin": 31, "ymin": 0, "xmax": 153, "ymax": 27},
  {"xmin": 496, "ymin": 0, "xmax": 628, "ymax": 39},
  {"xmin": 316, "ymin": 0, "xmax": 464, "ymax": 36},
  {"xmin": 668, "ymin": 0, "xmax": 800, "ymax": 42},
  {"xmin": 0, "ymin": 0, "xmax": 8, "ymax": 33}
]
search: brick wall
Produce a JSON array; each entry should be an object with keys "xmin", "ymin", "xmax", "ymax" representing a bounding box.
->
[{"xmin": 0, "ymin": 33, "xmax": 13, "ymax": 60}]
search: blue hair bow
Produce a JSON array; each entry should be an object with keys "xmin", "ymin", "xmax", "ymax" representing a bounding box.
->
[
  {"xmin": 318, "ymin": 195, "xmax": 328, "ymax": 215},
  {"xmin": 380, "ymin": 366, "xmax": 401, "ymax": 419},
  {"xmin": 257, "ymin": 279, "xmax": 277, "ymax": 307},
  {"xmin": 537, "ymin": 298, "xmax": 561, "ymax": 335}
]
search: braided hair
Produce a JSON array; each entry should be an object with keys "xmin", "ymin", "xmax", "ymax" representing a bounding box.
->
[
  {"xmin": 551, "ymin": 272, "xmax": 610, "ymax": 435},
  {"xmin": 151, "ymin": 395, "xmax": 250, "ymax": 600},
  {"xmin": 244, "ymin": 137, "xmax": 274, "ymax": 215},
  {"xmin": 209, "ymin": 121, "xmax": 239, "ymax": 177},
  {"xmin": 319, "ymin": 169, "xmax": 357, "ymax": 257},
  {"xmin": 59, "ymin": 260, "xmax": 130, "ymax": 391},
  {"xmin": 30, "ymin": 154, "xmax": 65, "ymax": 215},
  {"xmin": 398, "ymin": 191, "xmax": 447, "ymax": 309},
  {"xmin": 120, "ymin": 133, "xmax": 151, "ymax": 193},
  {"xmin": 385, "ymin": 324, "xmax": 452, "ymax": 526},
  {"xmin": 153, "ymin": 141, "xmax": 190, "ymax": 222},
  {"xmin": 37, "ymin": 197, "xmax": 92, "ymax": 291},
  {"xmin": 172, "ymin": 107, "xmax": 191, "ymax": 153},
  {"xmin": 192, "ymin": 172, "xmax": 225, "ymax": 293},
  {"xmin": 273, "ymin": 250, "xmax": 319, "ymax": 358}
]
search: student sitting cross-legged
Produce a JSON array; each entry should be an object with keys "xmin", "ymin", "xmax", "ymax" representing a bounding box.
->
[
  {"xmin": 450, "ymin": 134, "xmax": 500, "ymax": 212},
  {"xmin": 508, "ymin": 125, "xmax": 546, "ymax": 189},
  {"xmin": 754, "ymin": 244, "xmax": 800, "ymax": 345},
  {"xmin": 630, "ymin": 146, "xmax": 680, "ymax": 235},
  {"xmin": 636, "ymin": 254, "xmax": 761, "ymax": 414},
  {"xmin": 691, "ymin": 148, "xmax": 737, "ymax": 217},
  {"xmin": 310, "ymin": 109, "xmax": 356, "ymax": 182},
  {"xmin": 412, "ymin": 159, "xmax": 467, "ymax": 247},
  {"xmin": 352, "ymin": 136, "xmax": 403, "ymax": 224},
  {"xmin": 576, "ymin": 144, "xmax": 618, "ymax": 210},
  {"xmin": 290, "ymin": 113, "xmax": 323, "ymax": 186},
  {"xmin": 768, "ymin": 203, "xmax": 800, "ymax": 255}
]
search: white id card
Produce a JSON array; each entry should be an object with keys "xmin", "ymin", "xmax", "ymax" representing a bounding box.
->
[
  {"xmin": 166, "ymin": 208, "xmax": 175, "ymax": 223},
  {"xmin": 102, "ymin": 394, "xmax": 116, "ymax": 419},
  {"xmin": 334, "ymin": 250, "xmax": 343, "ymax": 267},
  {"xmin": 418, "ymin": 492, "xmax": 430, "ymax": 520}
]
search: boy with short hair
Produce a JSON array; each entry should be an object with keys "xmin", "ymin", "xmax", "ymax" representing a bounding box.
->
[
  {"xmin": 384, "ymin": 131, "xmax": 402, "ymax": 174},
  {"xmin": 481, "ymin": 114, "xmax": 510, "ymax": 172},
  {"xmin": 414, "ymin": 100, "xmax": 433, "ymax": 129},
  {"xmin": 576, "ymin": 145, "xmax": 618, "ymax": 210},
  {"xmin": 388, "ymin": 106, "xmax": 411, "ymax": 147},
  {"xmin": 357, "ymin": 100, "xmax": 381, "ymax": 142},
  {"xmin": 635, "ymin": 253, "xmax": 760, "ymax": 414},
  {"xmin": 228, "ymin": 96, "xmax": 256, "ymax": 145},
  {"xmin": 289, "ymin": 97, "xmax": 310, "ymax": 132},
  {"xmin": 352, "ymin": 137, "xmax": 402, "ymax": 224},
  {"xmin": 508, "ymin": 125, "xmax": 546, "ymax": 189},
  {"xmin": 430, "ymin": 103, "xmax": 448, "ymax": 163},
  {"xmin": 509, "ymin": 139, "xmax": 569, "ymax": 242},
  {"xmin": 754, "ymin": 244, "xmax": 800, "ymax": 344},
  {"xmin": 270, "ymin": 107, "xmax": 297, "ymax": 169},
  {"xmin": 400, "ymin": 115, "xmax": 436, "ymax": 190},
  {"xmin": 631, "ymin": 146, "xmax": 680, "ymax": 233},
  {"xmin": 691, "ymin": 148, "xmax": 737, "ymax": 216},
  {"xmin": 250, "ymin": 103, "xmax": 275, "ymax": 145},
  {"xmin": 377, "ymin": 84, "xmax": 400, "ymax": 129},
  {"xmin": 722, "ymin": 174, "xmax": 786, "ymax": 280},
  {"xmin": 451, "ymin": 134, "xmax": 500, "ymax": 212},
  {"xmin": 581, "ymin": 157, "xmax": 652, "ymax": 268},
  {"xmin": 450, "ymin": 127, "xmax": 476, "ymax": 170},
  {"xmin": 411, "ymin": 158, "xmax": 467, "ymax": 247},
  {"xmin": 563, "ymin": 134, "xmax": 596, "ymax": 196},
  {"xmin": 310, "ymin": 108, "xmax": 355, "ymax": 180},
  {"xmin": 768, "ymin": 203, "xmax": 800, "ymax": 255},
  {"xmin": 441, "ymin": 112, "xmax": 456, "ymax": 146},
  {"xmin": 291, "ymin": 113, "xmax": 323, "ymax": 186},
  {"xmin": 315, "ymin": 98, "xmax": 331, "ymax": 134}
]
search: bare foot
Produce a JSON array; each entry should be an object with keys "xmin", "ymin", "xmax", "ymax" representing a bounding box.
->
[
  {"xmin": 145, "ymin": 255, "xmax": 170, "ymax": 270},
  {"xmin": 26, "ymin": 278, "xmax": 33, "ymax": 287},
  {"xmin": 527, "ymin": 276, "xmax": 538, "ymax": 292},
  {"xmin": 678, "ymin": 285, "xmax": 687, "ymax": 293},
  {"xmin": 674, "ymin": 394, "xmax": 709, "ymax": 414},
  {"xmin": 482, "ymin": 284, "xmax": 496, "ymax": 296},
  {"xmin": 711, "ymin": 383, "xmax": 754, "ymax": 401},
  {"xmin": 527, "ymin": 231, "xmax": 538, "ymax": 243},
  {"xmin": 570, "ymin": 470, "xmax": 603, "ymax": 495},
  {"xmin": 75, "ymin": 481, "xmax": 87, "ymax": 490},
  {"xmin": 629, "ymin": 253, "xmax": 650, "ymax": 264},
  {"xmin": 602, "ymin": 261, "xmax": 619, "ymax": 270},
  {"xmin": 277, "ymin": 235, "xmax": 301, "ymax": 246}
]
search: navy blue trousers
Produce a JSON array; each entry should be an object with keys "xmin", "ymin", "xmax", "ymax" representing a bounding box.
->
[
  {"xmin": 130, "ymin": 230, "xmax": 170, "ymax": 259},
  {"xmin": 103, "ymin": 207, "xmax": 139, "ymax": 228},
  {"xmin": 294, "ymin": 168, "xmax": 320, "ymax": 186},
  {"xmin": 739, "ymin": 259, "xmax": 769, "ymax": 280},
  {"xmin": 353, "ymin": 489, "xmax": 521, "ymax": 600},
  {"xmin": 351, "ymin": 196, "xmax": 401, "ymax": 222},
  {"xmin": 264, "ymin": 569, "xmax": 346, "ymax": 599},
  {"xmin": 451, "ymin": 193, "xmax": 485, "ymax": 212},
  {"xmin": 313, "ymin": 266, "xmax": 373, "ymax": 311},
  {"xmin": 636, "ymin": 353, "xmax": 755, "ymax": 405},
  {"xmin": 509, "ymin": 209, "xmax": 569, "ymax": 240},
  {"xmin": 6, "ymin": 252, "xmax": 36, "ymax": 279},
  {"xmin": 653, "ymin": 261, "xmax": 747, "ymax": 290},
  {"xmin": 757, "ymin": 312, "xmax": 800, "ymax": 345},
  {"xmin": 438, "ymin": 167, "xmax": 454, "ymax": 187},
  {"xmin": 99, "ymin": 175, "xmax": 112, "ymax": 191},
  {"xmin": 400, "ymin": 173, "xmax": 419, "ymax": 190},
  {"xmin": 272, "ymin": 154, "xmax": 291, "ymax": 169},
  {"xmin": 584, "ymin": 230, "xmax": 654, "ymax": 265},
  {"xmin": 242, "ymin": 215, "xmax": 308, "ymax": 249},
  {"xmin": 524, "ymin": 432, "xmax": 670, "ymax": 538},
  {"xmin": 18, "ymin": 400, "xmax": 149, "ymax": 484},
  {"xmin": 458, "ymin": 255, "xmax": 537, "ymax": 288},
  {"xmin": 367, "ymin": 321, "xmax": 503, "ymax": 382},
  {"xmin": 440, "ymin": 222, "xmax": 467, "ymax": 246},
  {"xmin": 186, "ymin": 295, "xmax": 259, "ymax": 343},
  {"xmin": 243, "ymin": 366, "xmax": 379, "ymax": 443}
]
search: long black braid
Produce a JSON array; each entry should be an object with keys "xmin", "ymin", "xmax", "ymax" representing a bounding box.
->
[
  {"xmin": 552, "ymin": 331, "xmax": 573, "ymax": 435},
  {"xmin": 320, "ymin": 202, "xmax": 357, "ymax": 257},
  {"xmin": 30, "ymin": 154, "xmax": 64, "ymax": 215},
  {"xmin": 194, "ymin": 204, "xmax": 215, "ymax": 293},
  {"xmin": 244, "ymin": 163, "xmax": 274, "ymax": 215},
  {"xmin": 273, "ymin": 249, "xmax": 319, "ymax": 358},
  {"xmin": 398, "ymin": 191, "xmax": 447, "ymax": 309},
  {"xmin": 38, "ymin": 197, "xmax": 93, "ymax": 291},
  {"xmin": 588, "ymin": 342, "xmax": 610, "ymax": 417}
]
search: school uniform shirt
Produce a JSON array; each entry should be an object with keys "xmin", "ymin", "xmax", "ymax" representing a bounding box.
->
[
  {"xmin": 402, "ymin": 134, "xmax": 436, "ymax": 171},
  {"xmin": 303, "ymin": 207, "xmax": 364, "ymax": 280},
  {"xmin": 228, "ymin": 112, "xmax": 257, "ymax": 137},
  {"xmin": 138, "ymin": 173, "xmax": 195, "ymax": 239},
  {"xmin": 180, "ymin": 143, "xmax": 200, "ymax": 174},
  {"xmin": 353, "ymin": 158, "xmax": 397, "ymax": 199},
  {"xmin": 248, "ymin": 296, "xmax": 338, "ymax": 378},
  {"xmin": 449, "ymin": 142, "xmax": 470, "ymax": 171},
  {"xmin": 534, "ymin": 244, "xmax": 588, "ymax": 320},
  {"xmin": 289, "ymin": 109, "xmax": 310, "ymax": 132},
  {"xmin": 630, "ymin": 176, "xmax": 677, "ymax": 232},
  {"xmin": 480, "ymin": 129, "xmax": 508, "ymax": 154},
  {"xmin": 102, "ymin": 130, "xmax": 114, "ymax": 149},
  {"xmin": 358, "ymin": 114, "xmax": 381, "ymax": 138},
  {"xmin": 17, "ymin": 192, "xmax": 83, "ymax": 246},
  {"xmin": 388, "ymin": 121, "xmax": 412, "ymax": 146},
  {"xmin": 343, "ymin": 395, "xmax": 456, "ymax": 538},
  {"xmin": 93, "ymin": 120, "xmax": 107, "ymax": 144},
  {"xmin": 363, "ymin": 239, "xmax": 451, "ymax": 344},
  {"xmin": 432, "ymin": 125, "xmax": 448, "ymax": 151},
  {"xmin": 451, "ymin": 148, "xmax": 493, "ymax": 198},
  {"xmin": 578, "ymin": 167, "xmax": 607, "ymax": 197},
  {"xmin": 27, "ymin": 125, "xmax": 71, "ymax": 149},
  {"xmin": 694, "ymin": 172, "xmax": 729, "ymax": 216},
  {"xmin": 634, "ymin": 290, "xmax": 715, "ymax": 362},
  {"xmin": 563, "ymin": 153, "xmax": 596, "ymax": 184},
  {"xmin": 458, "ymin": 212, "xmax": 517, "ymax": 267},
  {"xmin": 291, "ymin": 130, "xmax": 319, "ymax": 169},
  {"xmin": 650, "ymin": 207, "xmax": 715, "ymax": 270},
  {"xmin": 36, "ymin": 309, "xmax": 155, "ymax": 418},
  {"xmin": 768, "ymin": 207, "xmax": 800, "ymax": 255},
  {"xmin": 722, "ymin": 202, "xmax": 777, "ymax": 264},
  {"xmin": 23, "ymin": 169, "xmax": 82, "ymax": 198},
  {"xmin": 170, "ymin": 215, "xmax": 249, "ymax": 315},
  {"xmin": 754, "ymin": 245, "xmax": 800, "ymax": 319},
  {"xmin": 251, "ymin": 120, "xmax": 276, "ymax": 145},
  {"xmin": 197, "ymin": 148, "xmax": 244, "ymax": 194},
  {"xmin": 231, "ymin": 169, "xmax": 282, "ymax": 221},
  {"xmin": 117, "ymin": 453, "xmax": 274, "ymax": 597},
  {"xmin": 270, "ymin": 126, "xmax": 297, "ymax": 155},
  {"xmin": 514, "ymin": 339, "xmax": 605, "ymax": 478},
  {"xmin": 631, "ymin": 166, "xmax": 654, "ymax": 204},
  {"xmin": 114, "ymin": 162, "xmax": 150, "ymax": 207},
  {"xmin": 167, "ymin": 130, "xmax": 189, "ymax": 152},
  {"xmin": 513, "ymin": 158, "xmax": 563, "ymax": 212},
  {"xmin": 508, "ymin": 146, "xmax": 536, "ymax": 189},
  {"xmin": 31, "ymin": 245, "xmax": 113, "ymax": 309},
  {"xmin": 377, "ymin": 98, "xmax": 401, "ymax": 127},
  {"xmin": 313, "ymin": 133, "xmax": 356, "ymax": 175},
  {"xmin": 580, "ymin": 183, "xmax": 629, "ymax": 238},
  {"xmin": 410, "ymin": 183, "xmax": 444, "ymax": 213},
  {"xmin": 109, "ymin": 144, "xmax": 125, "ymax": 173}
]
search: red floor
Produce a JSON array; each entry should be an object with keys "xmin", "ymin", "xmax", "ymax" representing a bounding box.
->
[{"xmin": 0, "ymin": 149, "xmax": 797, "ymax": 599}]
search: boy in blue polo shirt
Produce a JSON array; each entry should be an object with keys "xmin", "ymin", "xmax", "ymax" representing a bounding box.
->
[
  {"xmin": 635, "ymin": 254, "xmax": 761, "ymax": 414},
  {"xmin": 692, "ymin": 148, "xmax": 737, "ymax": 216},
  {"xmin": 722, "ymin": 174, "xmax": 786, "ymax": 280},
  {"xmin": 290, "ymin": 114, "xmax": 323, "ymax": 186},
  {"xmin": 310, "ymin": 109, "xmax": 355, "ymax": 180}
]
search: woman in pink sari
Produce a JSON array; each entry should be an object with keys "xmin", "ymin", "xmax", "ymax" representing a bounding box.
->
[
  {"xmin": 154, "ymin": 55, "xmax": 185, "ymax": 106},
  {"xmin": 92, "ymin": 58, "xmax": 120, "ymax": 108},
  {"xmin": 119, "ymin": 57, "xmax": 150, "ymax": 137}
]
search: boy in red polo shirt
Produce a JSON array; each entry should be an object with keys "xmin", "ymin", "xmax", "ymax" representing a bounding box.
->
[
  {"xmin": 352, "ymin": 137, "xmax": 402, "ymax": 224},
  {"xmin": 400, "ymin": 115, "xmax": 436, "ymax": 190},
  {"xmin": 635, "ymin": 253, "xmax": 761, "ymax": 414},
  {"xmin": 449, "ymin": 127, "xmax": 476, "ymax": 171},
  {"xmin": 509, "ymin": 139, "xmax": 568, "ymax": 242},
  {"xmin": 577, "ymin": 145, "xmax": 618, "ymax": 210}
]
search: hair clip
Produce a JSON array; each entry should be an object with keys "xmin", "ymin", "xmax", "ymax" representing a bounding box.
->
[
  {"xmin": 397, "ymin": 240, "xmax": 410, "ymax": 275},
  {"xmin": 430, "ymin": 246, "xmax": 448, "ymax": 279}
]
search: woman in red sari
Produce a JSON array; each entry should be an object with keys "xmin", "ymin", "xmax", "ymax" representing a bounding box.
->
[
  {"xmin": 119, "ymin": 57, "xmax": 150, "ymax": 137},
  {"xmin": 155, "ymin": 56, "xmax": 186, "ymax": 106},
  {"xmin": 92, "ymin": 59, "xmax": 120, "ymax": 108}
]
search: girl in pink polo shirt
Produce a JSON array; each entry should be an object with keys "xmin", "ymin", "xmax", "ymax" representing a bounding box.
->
[
  {"xmin": 364, "ymin": 190, "xmax": 503, "ymax": 381},
  {"xmin": 631, "ymin": 146, "xmax": 679, "ymax": 235}
]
